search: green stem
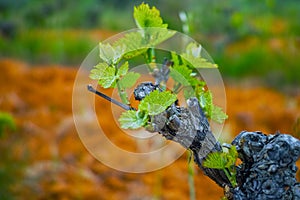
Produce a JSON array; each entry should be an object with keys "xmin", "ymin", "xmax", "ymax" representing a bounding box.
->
[
  {"xmin": 173, "ymin": 82, "xmax": 182, "ymax": 94},
  {"xmin": 148, "ymin": 48, "xmax": 156, "ymax": 63},
  {"xmin": 144, "ymin": 48, "xmax": 156, "ymax": 73},
  {"xmin": 113, "ymin": 64, "xmax": 129, "ymax": 105},
  {"xmin": 223, "ymin": 168, "xmax": 237, "ymax": 188},
  {"xmin": 116, "ymin": 81, "xmax": 129, "ymax": 104},
  {"xmin": 187, "ymin": 150, "xmax": 196, "ymax": 200},
  {"xmin": 229, "ymin": 166, "xmax": 237, "ymax": 188}
]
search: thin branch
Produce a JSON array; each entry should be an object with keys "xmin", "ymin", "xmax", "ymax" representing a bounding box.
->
[{"xmin": 87, "ymin": 84, "xmax": 136, "ymax": 111}]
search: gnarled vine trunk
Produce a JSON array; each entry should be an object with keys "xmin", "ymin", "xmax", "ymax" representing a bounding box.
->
[{"xmin": 153, "ymin": 97, "xmax": 300, "ymax": 200}]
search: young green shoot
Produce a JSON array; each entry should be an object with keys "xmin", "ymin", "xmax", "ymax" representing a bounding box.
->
[
  {"xmin": 88, "ymin": 5, "xmax": 230, "ymax": 200},
  {"xmin": 203, "ymin": 145, "xmax": 238, "ymax": 188}
]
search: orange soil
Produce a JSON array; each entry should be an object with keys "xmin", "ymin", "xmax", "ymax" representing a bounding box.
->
[{"xmin": 0, "ymin": 59, "xmax": 299, "ymax": 199}]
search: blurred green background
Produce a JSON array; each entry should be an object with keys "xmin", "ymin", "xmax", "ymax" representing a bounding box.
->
[{"xmin": 1, "ymin": 0, "xmax": 299, "ymax": 88}]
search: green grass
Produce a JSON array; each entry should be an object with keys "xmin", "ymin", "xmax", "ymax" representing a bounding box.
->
[
  {"xmin": 0, "ymin": 0, "xmax": 299, "ymax": 87},
  {"xmin": 0, "ymin": 29, "xmax": 95, "ymax": 65},
  {"xmin": 214, "ymin": 36, "xmax": 300, "ymax": 87}
]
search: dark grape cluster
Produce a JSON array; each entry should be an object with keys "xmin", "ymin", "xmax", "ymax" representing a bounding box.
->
[{"xmin": 232, "ymin": 131, "xmax": 300, "ymax": 200}]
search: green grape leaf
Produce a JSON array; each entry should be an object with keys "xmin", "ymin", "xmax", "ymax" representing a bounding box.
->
[
  {"xmin": 117, "ymin": 62, "xmax": 129, "ymax": 76},
  {"xmin": 89, "ymin": 62, "xmax": 109, "ymax": 80},
  {"xmin": 171, "ymin": 51, "xmax": 182, "ymax": 66},
  {"xmin": 198, "ymin": 90, "xmax": 213, "ymax": 117},
  {"xmin": 147, "ymin": 28, "xmax": 176, "ymax": 46},
  {"xmin": 113, "ymin": 32, "xmax": 148, "ymax": 59},
  {"xmin": 113, "ymin": 29, "xmax": 175, "ymax": 60},
  {"xmin": 225, "ymin": 145, "xmax": 238, "ymax": 168},
  {"xmin": 119, "ymin": 110, "xmax": 148, "ymax": 129},
  {"xmin": 183, "ymin": 87, "xmax": 195, "ymax": 99},
  {"xmin": 98, "ymin": 66, "xmax": 117, "ymax": 88},
  {"xmin": 211, "ymin": 105, "xmax": 228, "ymax": 124},
  {"xmin": 204, "ymin": 146, "xmax": 238, "ymax": 188},
  {"xmin": 99, "ymin": 43, "xmax": 125, "ymax": 65},
  {"xmin": 203, "ymin": 152, "xmax": 226, "ymax": 169},
  {"xmin": 138, "ymin": 90, "xmax": 177, "ymax": 115},
  {"xmin": 134, "ymin": 3, "xmax": 168, "ymax": 28},
  {"xmin": 228, "ymin": 145, "xmax": 238, "ymax": 159},
  {"xmin": 181, "ymin": 42, "xmax": 218, "ymax": 68},
  {"xmin": 170, "ymin": 65, "xmax": 192, "ymax": 86},
  {"xmin": 119, "ymin": 72, "xmax": 140, "ymax": 89},
  {"xmin": 197, "ymin": 90, "xmax": 228, "ymax": 123}
]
